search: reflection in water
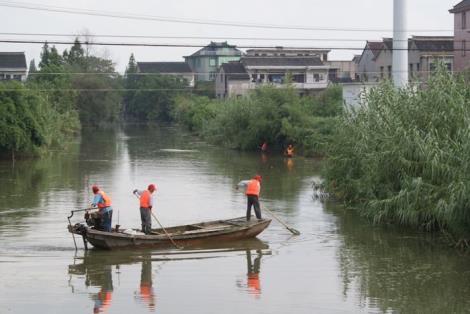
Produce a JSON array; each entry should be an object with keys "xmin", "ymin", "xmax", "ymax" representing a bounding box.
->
[
  {"xmin": 69, "ymin": 239, "xmax": 270, "ymax": 313},
  {"xmin": 326, "ymin": 202, "xmax": 470, "ymax": 313},
  {"xmin": 237, "ymin": 250, "xmax": 263, "ymax": 298},
  {"xmin": 246, "ymin": 250, "xmax": 262, "ymax": 297},
  {"xmin": 285, "ymin": 158, "xmax": 294, "ymax": 172},
  {"xmin": 137, "ymin": 257, "xmax": 156, "ymax": 311},
  {"xmin": 92, "ymin": 265, "xmax": 113, "ymax": 313}
]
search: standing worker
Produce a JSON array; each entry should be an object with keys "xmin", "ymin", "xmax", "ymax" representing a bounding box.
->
[
  {"xmin": 237, "ymin": 175, "xmax": 262, "ymax": 221},
  {"xmin": 285, "ymin": 144, "xmax": 294, "ymax": 157},
  {"xmin": 133, "ymin": 184, "xmax": 157, "ymax": 235},
  {"xmin": 91, "ymin": 185, "xmax": 113, "ymax": 232}
]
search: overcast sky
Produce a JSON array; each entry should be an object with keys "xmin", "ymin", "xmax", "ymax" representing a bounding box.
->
[{"xmin": 0, "ymin": 0, "xmax": 458, "ymax": 72}]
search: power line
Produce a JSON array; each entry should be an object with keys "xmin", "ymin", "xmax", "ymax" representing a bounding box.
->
[
  {"xmin": 0, "ymin": 1, "xmax": 453, "ymax": 33},
  {"xmin": 0, "ymin": 39, "xmax": 460, "ymax": 52},
  {"xmin": 0, "ymin": 32, "xmax": 442, "ymax": 43}
]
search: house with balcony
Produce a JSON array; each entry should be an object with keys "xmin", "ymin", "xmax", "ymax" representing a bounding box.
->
[
  {"xmin": 215, "ymin": 49, "xmax": 330, "ymax": 98},
  {"xmin": 0, "ymin": 52, "xmax": 27, "ymax": 81},
  {"xmin": 137, "ymin": 62, "xmax": 195, "ymax": 87},
  {"xmin": 184, "ymin": 42, "xmax": 242, "ymax": 81},
  {"xmin": 450, "ymin": 0, "xmax": 470, "ymax": 73}
]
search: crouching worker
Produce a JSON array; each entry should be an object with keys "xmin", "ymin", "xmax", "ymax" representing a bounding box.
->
[
  {"xmin": 91, "ymin": 185, "xmax": 113, "ymax": 232},
  {"xmin": 133, "ymin": 184, "xmax": 157, "ymax": 234},
  {"xmin": 237, "ymin": 175, "xmax": 262, "ymax": 221}
]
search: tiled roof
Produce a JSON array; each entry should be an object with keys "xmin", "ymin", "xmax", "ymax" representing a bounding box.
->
[
  {"xmin": 366, "ymin": 41, "xmax": 385, "ymax": 59},
  {"xmin": 382, "ymin": 37, "xmax": 453, "ymax": 52},
  {"xmin": 450, "ymin": 0, "xmax": 470, "ymax": 13},
  {"xmin": 0, "ymin": 52, "xmax": 27, "ymax": 69},
  {"xmin": 241, "ymin": 56, "xmax": 324, "ymax": 67},
  {"xmin": 221, "ymin": 62, "xmax": 249, "ymax": 80},
  {"xmin": 137, "ymin": 62, "xmax": 192, "ymax": 73},
  {"xmin": 412, "ymin": 36, "xmax": 454, "ymax": 52},
  {"xmin": 187, "ymin": 41, "xmax": 242, "ymax": 57}
]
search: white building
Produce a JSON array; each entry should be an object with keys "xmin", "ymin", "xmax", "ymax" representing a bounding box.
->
[{"xmin": 0, "ymin": 52, "xmax": 27, "ymax": 81}]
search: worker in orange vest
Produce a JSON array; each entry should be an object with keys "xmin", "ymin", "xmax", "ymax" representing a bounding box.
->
[
  {"xmin": 91, "ymin": 185, "xmax": 113, "ymax": 232},
  {"xmin": 237, "ymin": 175, "xmax": 262, "ymax": 221},
  {"xmin": 285, "ymin": 144, "xmax": 294, "ymax": 157},
  {"xmin": 133, "ymin": 184, "xmax": 157, "ymax": 234}
]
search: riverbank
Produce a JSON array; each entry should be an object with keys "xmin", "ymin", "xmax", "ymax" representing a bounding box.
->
[{"xmin": 324, "ymin": 69, "xmax": 470, "ymax": 247}]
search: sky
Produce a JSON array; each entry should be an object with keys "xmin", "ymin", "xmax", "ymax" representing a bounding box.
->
[{"xmin": 0, "ymin": 0, "xmax": 458, "ymax": 72}]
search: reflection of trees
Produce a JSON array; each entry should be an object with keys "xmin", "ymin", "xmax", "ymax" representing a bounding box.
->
[
  {"xmin": 326, "ymin": 203, "xmax": 470, "ymax": 313},
  {"xmin": 0, "ymin": 128, "xmax": 124, "ymax": 231}
]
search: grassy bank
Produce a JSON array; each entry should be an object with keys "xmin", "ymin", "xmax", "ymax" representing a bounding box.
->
[
  {"xmin": 324, "ymin": 69, "xmax": 470, "ymax": 246},
  {"xmin": 172, "ymin": 85, "xmax": 343, "ymax": 156}
]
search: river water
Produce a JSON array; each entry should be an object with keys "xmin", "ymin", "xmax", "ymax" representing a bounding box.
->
[{"xmin": 1, "ymin": 125, "xmax": 470, "ymax": 314}]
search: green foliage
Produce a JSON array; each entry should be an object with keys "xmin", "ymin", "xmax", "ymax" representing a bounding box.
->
[
  {"xmin": 324, "ymin": 68, "xmax": 470, "ymax": 243},
  {"xmin": 124, "ymin": 74, "xmax": 189, "ymax": 122},
  {"xmin": 172, "ymin": 85, "xmax": 342, "ymax": 155},
  {"xmin": 0, "ymin": 81, "xmax": 79, "ymax": 157}
]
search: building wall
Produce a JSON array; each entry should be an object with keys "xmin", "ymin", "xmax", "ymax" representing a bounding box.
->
[
  {"xmin": 357, "ymin": 49, "xmax": 379, "ymax": 82},
  {"xmin": 342, "ymin": 82, "xmax": 379, "ymax": 109},
  {"xmin": 0, "ymin": 70, "xmax": 27, "ymax": 81},
  {"xmin": 453, "ymin": 10, "xmax": 470, "ymax": 73},
  {"xmin": 186, "ymin": 55, "xmax": 241, "ymax": 81}
]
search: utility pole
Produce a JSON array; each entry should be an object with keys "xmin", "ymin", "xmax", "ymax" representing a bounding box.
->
[{"xmin": 393, "ymin": 0, "xmax": 408, "ymax": 88}]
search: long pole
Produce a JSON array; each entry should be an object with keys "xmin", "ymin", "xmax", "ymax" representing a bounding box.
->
[
  {"xmin": 393, "ymin": 0, "xmax": 408, "ymax": 88},
  {"xmin": 133, "ymin": 192, "xmax": 182, "ymax": 249},
  {"xmin": 263, "ymin": 207, "xmax": 300, "ymax": 235}
]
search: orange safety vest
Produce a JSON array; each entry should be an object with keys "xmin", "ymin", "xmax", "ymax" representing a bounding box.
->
[
  {"xmin": 97, "ymin": 191, "xmax": 112, "ymax": 208},
  {"xmin": 140, "ymin": 190, "xmax": 151, "ymax": 208},
  {"xmin": 245, "ymin": 179, "xmax": 260, "ymax": 197},
  {"xmin": 286, "ymin": 146, "xmax": 294, "ymax": 157}
]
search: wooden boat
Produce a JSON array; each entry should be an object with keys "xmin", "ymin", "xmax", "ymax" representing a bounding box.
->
[{"xmin": 68, "ymin": 216, "xmax": 271, "ymax": 250}]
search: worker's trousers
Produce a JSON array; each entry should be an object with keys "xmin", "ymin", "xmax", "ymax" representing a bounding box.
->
[{"xmin": 246, "ymin": 195, "xmax": 262, "ymax": 220}]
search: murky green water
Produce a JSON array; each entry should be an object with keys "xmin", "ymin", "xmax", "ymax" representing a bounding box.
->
[{"xmin": 1, "ymin": 125, "xmax": 470, "ymax": 314}]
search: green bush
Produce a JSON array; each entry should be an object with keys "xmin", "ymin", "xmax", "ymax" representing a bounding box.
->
[
  {"xmin": 324, "ymin": 68, "xmax": 470, "ymax": 244},
  {"xmin": 172, "ymin": 85, "xmax": 342, "ymax": 156}
]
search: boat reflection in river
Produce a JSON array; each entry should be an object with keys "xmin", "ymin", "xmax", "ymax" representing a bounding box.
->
[{"xmin": 68, "ymin": 239, "xmax": 269, "ymax": 313}]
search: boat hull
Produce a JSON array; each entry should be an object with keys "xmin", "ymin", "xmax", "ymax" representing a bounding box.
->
[{"xmin": 69, "ymin": 217, "xmax": 271, "ymax": 250}]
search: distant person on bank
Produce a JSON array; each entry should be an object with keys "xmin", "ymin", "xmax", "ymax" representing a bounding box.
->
[
  {"xmin": 237, "ymin": 175, "xmax": 262, "ymax": 221},
  {"xmin": 91, "ymin": 185, "xmax": 113, "ymax": 232},
  {"xmin": 285, "ymin": 144, "xmax": 294, "ymax": 157},
  {"xmin": 133, "ymin": 184, "xmax": 157, "ymax": 234}
]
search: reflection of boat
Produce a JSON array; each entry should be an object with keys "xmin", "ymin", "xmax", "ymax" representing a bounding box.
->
[{"xmin": 68, "ymin": 216, "xmax": 271, "ymax": 250}]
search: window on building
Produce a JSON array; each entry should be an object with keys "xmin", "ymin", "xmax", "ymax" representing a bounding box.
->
[
  {"xmin": 5, "ymin": 74, "xmax": 11, "ymax": 80},
  {"xmin": 292, "ymin": 74, "xmax": 305, "ymax": 83},
  {"xmin": 13, "ymin": 74, "xmax": 21, "ymax": 81},
  {"xmin": 409, "ymin": 64, "xmax": 413, "ymax": 74},
  {"xmin": 251, "ymin": 74, "xmax": 257, "ymax": 83},
  {"xmin": 463, "ymin": 12, "xmax": 467, "ymax": 29},
  {"xmin": 259, "ymin": 74, "xmax": 265, "ymax": 82},
  {"xmin": 446, "ymin": 63, "xmax": 452, "ymax": 72},
  {"xmin": 0, "ymin": 74, "xmax": 4, "ymax": 80},
  {"xmin": 268, "ymin": 74, "xmax": 284, "ymax": 83},
  {"xmin": 314, "ymin": 73, "xmax": 320, "ymax": 82},
  {"xmin": 416, "ymin": 63, "xmax": 420, "ymax": 72},
  {"xmin": 462, "ymin": 40, "xmax": 466, "ymax": 57},
  {"xmin": 387, "ymin": 65, "xmax": 392, "ymax": 79},
  {"xmin": 380, "ymin": 66, "xmax": 384, "ymax": 79},
  {"xmin": 209, "ymin": 58, "xmax": 216, "ymax": 67}
]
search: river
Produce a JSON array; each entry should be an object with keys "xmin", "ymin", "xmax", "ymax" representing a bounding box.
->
[{"xmin": 1, "ymin": 125, "xmax": 469, "ymax": 314}]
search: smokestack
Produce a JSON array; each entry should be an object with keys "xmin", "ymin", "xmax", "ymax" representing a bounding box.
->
[{"xmin": 393, "ymin": 0, "xmax": 408, "ymax": 88}]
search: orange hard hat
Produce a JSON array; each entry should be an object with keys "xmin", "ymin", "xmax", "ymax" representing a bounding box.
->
[{"xmin": 92, "ymin": 185, "xmax": 99, "ymax": 193}]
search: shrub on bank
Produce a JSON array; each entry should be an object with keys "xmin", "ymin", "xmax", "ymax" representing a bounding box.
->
[
  {"xmin": 172, "ymin": 85, "xmax": 342, "ymax": 156},
  {"xmin": 324, "ymin": 69, "xmax": 470, "ymax": 245},
  {"xmin": 0, "ymin": 81, "xmax": 79, "ymax": 158}
]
